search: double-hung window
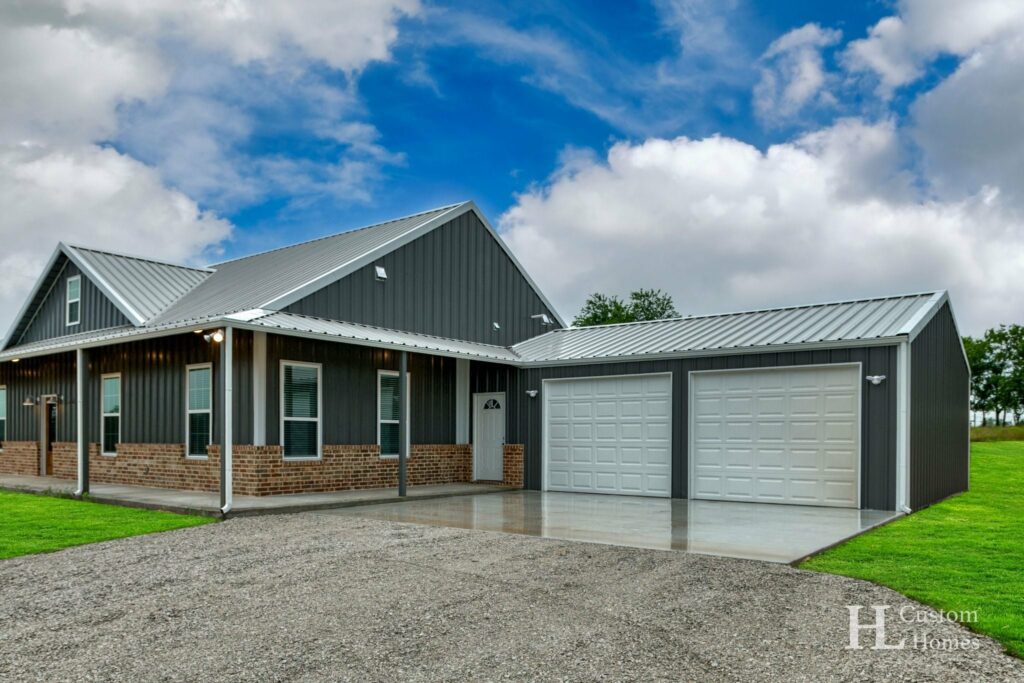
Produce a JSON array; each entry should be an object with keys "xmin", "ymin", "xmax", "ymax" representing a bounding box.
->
[
  {"xmin": 281, "ymin": 361, "xmax": 320, "ymax": 459},
  {"xmin": 186, "ymin": 364, "xmax": 212, "ymax": 458},
  {"xmin": 66, "ymin": 275, "xmax": 81, "ymax": 326},
  {"xmin": 0, "ymin": 386, "xmax": 6, "ymax": 446},
  {"xmin": 101, "ymin": 373, "xmax": 121, "ymax": 455},
  {"xmin": 377, "ymin": 370, "xmax": 409, "ymax": 457}
]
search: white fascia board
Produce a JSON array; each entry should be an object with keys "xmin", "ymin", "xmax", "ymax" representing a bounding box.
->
[
  {"xmin": 899, "ymin": 289, "xmax": 970, "ymax": 373},
  {"xmin": 63, "ymin": 245, "xmax": 147, "ymax": 325},
  {"xmin": 1, "ymin": 244, "xmax": 65, "ymax": 349},
  {"xmin": 260, "ymin": 203, "xmax": 468, "ymax": 310}
]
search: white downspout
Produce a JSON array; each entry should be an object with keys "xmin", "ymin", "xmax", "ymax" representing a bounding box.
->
[
  {"xmin": 74, "ymin": 348, "xmax": 87, "ymax": 496},
  {"xmin": 896, "ymin": 341, "xmax": 912, "ymax": 513},
  {"xmin": 221, "ymin": 326, "xmax": 234, "ymax": 515}
]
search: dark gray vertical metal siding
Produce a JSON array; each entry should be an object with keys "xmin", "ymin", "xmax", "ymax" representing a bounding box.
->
[
  {"xmin": 473, "ymin": 345, "xmax": 898, "ymax": 510},
  {"xmin": 19, "ymin": 259, "xmax": 131, "ymax": 344},
  {"xmin": 264, "ymin": 333, "xmax": 455, "ymax": 445},
  {"xmin": 909, "ymin": 304, "xmax": 970, "ymax": 509},
  {"xmin": 284, "ymin": 212, "xmax": 560, "ymax": 345},
  {"xmin": 0, "ymin": 352, "xmax": 78, "ymax": 442}
]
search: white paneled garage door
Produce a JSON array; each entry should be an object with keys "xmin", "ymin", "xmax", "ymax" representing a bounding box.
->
[
  {"xmin": 690, "ymin": 365, "xmax": 861, "ymax": 508},
  {"xmin": 545, "ymin": 374, "xmax": 672, "ymax": 497}
]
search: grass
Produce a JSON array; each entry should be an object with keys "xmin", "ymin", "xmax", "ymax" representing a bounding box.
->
[
  {"xmin": 971, "ymin": 424, "xmax": 1024, "ymax": 442},
  {"xmin": 0, "ymin": 491, "xmax": 214, "ymax": 560},
  {"xmin": 801, "ymin": 441, "xmax": 1024, "ymax": 657}
]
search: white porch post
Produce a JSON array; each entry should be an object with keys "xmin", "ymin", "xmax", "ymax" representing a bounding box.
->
[
  {"xmin": 220, "ymin": 326, "xmax": 234, "ymax": 514},
  {"xmin": 75, "ymin": 348, "xmax": 88, "ymax": 496}
]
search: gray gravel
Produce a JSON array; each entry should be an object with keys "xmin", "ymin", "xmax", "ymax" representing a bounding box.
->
[{"xmin": 1, "ymin": 512, "xmax": 1021, "ymax": 682}]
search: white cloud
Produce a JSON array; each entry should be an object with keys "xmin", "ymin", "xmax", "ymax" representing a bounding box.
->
[
  {"xmin": 0, "ymin": 142, "xmax": 231, "ymax": 313},
  {"xmin": 500, "ymin": 120, "xmax": 1024, "ymax": 334},
  {"xmin": 843, "ymin": 0, "xmax": 1024, "ymax": 95},
  {"xmin": 754, "ymin": 23, "xmax": 841, "ymax": 124},
  {"xmin": 0, "ymin": 0, "xmax": 418, "ymax": 334}
]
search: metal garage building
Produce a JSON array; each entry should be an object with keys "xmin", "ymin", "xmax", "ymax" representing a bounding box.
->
[{"xmin": 472, "ymin": 291, "xmax": 969, "ymax": 512}]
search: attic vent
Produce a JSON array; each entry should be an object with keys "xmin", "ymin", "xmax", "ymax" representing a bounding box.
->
[{"xmin": 374, "ymin": 265, "xmax": 387, "ymax": 281}]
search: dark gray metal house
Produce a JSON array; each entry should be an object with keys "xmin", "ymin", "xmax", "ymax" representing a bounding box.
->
[{"xmin": 0, "ymin": 201, "xmax": 969, "ymax": 514}]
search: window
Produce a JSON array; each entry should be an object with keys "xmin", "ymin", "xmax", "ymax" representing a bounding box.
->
[
  {"xmin": 101, "ymin": 374, "xmax": 120, "ymax": 455},
  {"xmin": 66, "ymin": 275, "xmax": 81, "ymax": 326},
  {"xmin": 0, "ymin": 386, "xmax": 6, "ymax": 446},
  {"xmin": 186, "ymin": 364, "xmax": 212, "ymax": 458},
  {"xmin": 281, "ymin": 362, "xmax": 320, "ymax": 459},
  {"xmin": 377, "ymin": 370, "xmax": 410, "ymax": 457}
]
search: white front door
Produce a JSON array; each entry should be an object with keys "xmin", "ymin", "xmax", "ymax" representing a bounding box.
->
[
  {"xmin": 473, "ymin": 392, "xmax": 505, "ymax": 481},
  {"xmin": 690, "ymin": 365, "xmax": 861, "ymax": 508},
  {"xmin": 544, "ymin": 374, "xmax": 673, "ymax": 497}
]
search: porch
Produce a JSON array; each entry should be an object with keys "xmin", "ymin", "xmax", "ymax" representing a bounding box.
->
[{"xmin": 0, "ymin": 474, "xmax": 512, "ymax": 517}]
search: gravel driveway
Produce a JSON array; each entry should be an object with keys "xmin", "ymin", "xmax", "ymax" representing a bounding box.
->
[{"xmin": 1, "ymin": 512, "xmax": 1021, "ymax": 682}]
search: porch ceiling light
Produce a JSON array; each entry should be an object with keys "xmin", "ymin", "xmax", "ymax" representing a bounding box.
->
[{"xmin": 11, "ymin": 357, "xmax": 19, "ymax": 363}]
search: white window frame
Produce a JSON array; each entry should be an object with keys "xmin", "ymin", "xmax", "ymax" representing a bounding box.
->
[
  {"xmin": 100, "ymin": 372, "xmax": 121, "ymax": 456},
  {"xmin": 0, "ymin": 385, "xmax": 6, "ymax": 451},
  {"xmin": 377, "ymin": 369, "xmax": 410, "ymax": 459},
  {"xmin": 186, "ymin": 363, "xmax": 213, "ymax": 459},
  {"xmin": 280, "ymin": 360, "xmax": 322, "ymax": 461},
  {"xmin": 66, "ymin": 275, "xmax": 81, "ymax": 327}
]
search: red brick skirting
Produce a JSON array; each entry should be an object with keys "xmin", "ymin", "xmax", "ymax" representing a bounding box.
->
[
  {"xmin": 0, "ymin": 441, "xmax": 39, "ymax": 476},
  {"xmin": 223, "ymin": 443, "xmax": 473, "ymax": 496},
  {"xmin": 88, "ymin": 443, "xmax": 221, "ymax": 492},
  {"xmin": 502, "ymin": 444, "xmax": 524, "ymax": 488}
]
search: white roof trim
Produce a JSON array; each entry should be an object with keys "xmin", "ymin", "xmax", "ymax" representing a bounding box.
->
[
  {"xmin": 259, "ymin": 201, "xmax": 567, "ymax": 327},
  {"xmin": 1, "ymin": 245, "xmax": 65, "ymax": 349},
  {"xmin": 63, "ymin": 246, "xmax": 148, "ymax": 325},
  {"xmin": 899, "ymin": 290, "xmax": 970, "ymax": 371}
]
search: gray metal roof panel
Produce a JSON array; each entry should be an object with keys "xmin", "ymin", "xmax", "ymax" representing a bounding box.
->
[
  {"xmin": 149, "ymin": 204, "xmax": 462, "ymax": 324},
  {"xmin": 511, "ymin": 293, "xmax": 941, "ymax": 362},
  {"xmin": 67, "ymin": 246, "xmax": 211, "ymax": 322}
]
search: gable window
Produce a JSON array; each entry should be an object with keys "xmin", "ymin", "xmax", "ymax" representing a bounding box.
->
[
  {"xmin": 66, "ymin": 275, "xmax": 81, "ymax": 326},
  {"xmin": 101, "ymin": 373, "xmax": 121, "ymax": 455},
  {"xmin": 281, "ymin": 361, "xmax": 320, "ymax": 459},
  {"xmin": 377, "ymin": 370, "xmax": 410, "ymax": 458},
  {"xmin": 0, "ymin": 386, "xmax": 6, "ymax": 446},
  {"xmin": 186, "ymin": 364, "xmax": 212, "ymax": 458}
]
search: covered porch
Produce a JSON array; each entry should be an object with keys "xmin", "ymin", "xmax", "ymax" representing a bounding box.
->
[{"xmin": 0, "ymin": 473, "xmax": 512, "ymax": 517}]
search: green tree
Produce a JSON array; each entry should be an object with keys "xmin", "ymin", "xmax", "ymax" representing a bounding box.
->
[
  {"xmin": 964, "ymin": 325, "xmax": 1024, "ymax": 426},
  {"xmin": 573, "ymin": 289, "xmax": 679, "ymax": 327}
]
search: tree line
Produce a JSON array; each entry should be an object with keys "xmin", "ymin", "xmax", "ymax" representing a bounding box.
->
[{"xmin": 964, "ymin": 325, "xmax": 1024, "ymax": 426}]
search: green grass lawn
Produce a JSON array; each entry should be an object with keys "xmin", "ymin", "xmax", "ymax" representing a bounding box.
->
[
  {"xmin": 0, "ymin": 491, "xmax": 214, "ymax": 560},
  {"xmin": 802, "ymin": 441, "xmax": 1024, "ymax": 657}
]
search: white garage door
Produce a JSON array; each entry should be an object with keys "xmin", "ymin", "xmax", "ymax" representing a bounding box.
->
[
  {"xmin": 545, "ymin": 374, "xmax": 672, "ymax": 497},
  {"xmin": 690, "ymin": 365, "xmax": 861, "ymax": 508}
]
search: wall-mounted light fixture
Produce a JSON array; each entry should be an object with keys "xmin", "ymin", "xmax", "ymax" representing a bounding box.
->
[
  {"xmin": 525, "ymin": 389, "xmax": 538, "ymax": 398},
  {"xmin": 530, "ymin": 314, "xmax": 553, "ymax": 326},
  {"xmin": 374, "ymin": 265, "xmax": 388, "ymax": 281},
  {"xmin": 203, "ymin": 330, "xmax": 225, "ymax": 344},
  {"xmin": 492, "ymin": 321, "xmax": 501, "ymax": 331},
  {"xmin": 22, "ymin": 396, "xmax": 37, "ymax": 407},
  {"xmin": 45, "ymin": 395, "xmax": 62, "ymax": 405},
  {"xmin": 865, "ymin": 375, "xmax": 887, "ymax": 385}
]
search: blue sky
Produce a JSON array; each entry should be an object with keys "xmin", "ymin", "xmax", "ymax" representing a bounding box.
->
[{"xmin": 2, "ymin": 0, "xmax": 1023, "ymax": 333}]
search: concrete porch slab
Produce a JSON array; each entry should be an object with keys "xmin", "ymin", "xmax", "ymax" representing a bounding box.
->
[
  {"xmin": 0, "ymin": 474, "xmax": 514, "ymax": 517},
  {"xmin": 325, "ymin": 490, "xmax": 902, "ymax": 563}
]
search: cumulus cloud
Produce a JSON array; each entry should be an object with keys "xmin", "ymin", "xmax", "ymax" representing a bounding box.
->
[
  {"xmin": 754, "ymin": 23, "xmax": 841, "ymax": 124},
  {"xmin": 500, "ymin": 120, "xmax": 1024, "ymax": 334},
  {"xmin": 0, "ymin": 0, "xmax": 419, "ymax": 332},
  {"xmin": 843, "ymin": 0, "xmax": 1024, "ymax": 95}
]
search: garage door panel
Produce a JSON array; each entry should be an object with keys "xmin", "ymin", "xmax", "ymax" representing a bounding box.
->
[
  {"xmin": 549, "ymin": 402, "xmax": 570, "ymax": 419},
  {"xmin": 545, "ymin": 374, "xmax": 672, "ymax": 498},
  {"xmin": 691, "ymin": 365, "xmax": 860, "ymax": 508}
]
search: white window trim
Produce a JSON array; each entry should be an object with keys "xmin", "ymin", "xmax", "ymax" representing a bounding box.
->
[
  {"xmin": 377, "ymin": 369, "xmax": 410, "ymax": 459},
  {"xmin": 185, "ymin": 363, "xmax": 213, "ymax": 460},
  {"xmin": 100, "ymin": 372, "xmax": 121, "ymax": 456},
  {"xmin": 66, "ymin": 275, "xmax": 81, "ymax": 327},
  {"xmin": 280, "ymin": 360, "xmax": 322, "ymax": 461},
  {"xmin": 0, "ymin": 384, "xmax": 6, "ymax": 451}
]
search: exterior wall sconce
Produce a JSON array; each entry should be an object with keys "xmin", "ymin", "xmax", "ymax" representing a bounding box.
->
[
  {"xmin": 525, "ymin": 389, "xmax": 538, "ymax": 398},
  {"xmin": 203, "ymin": 330, "xmax": 225, "ymax": 344},
  {"xmin": 866, "ymin": 375, "xmax": 887, "ymax": 385},
  {"xmin": 492, "ymin": 322, "xmax": 501, "ymax": 331},
  {"xmin": 22, "ymin": 396, "xmax": 37, "ymax": 407},
  {"xmin": 374, "ymin": 265, "xmax": 388, "ymax": 281},
  {"xmin": 46, "ymin": 395, "xmax": 63, "ymax": 405}
]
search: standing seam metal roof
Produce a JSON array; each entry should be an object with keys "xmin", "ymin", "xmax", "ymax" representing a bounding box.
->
[{"xmin": 509, "ymin": 293, "xmax": 942, "ymax": 362}]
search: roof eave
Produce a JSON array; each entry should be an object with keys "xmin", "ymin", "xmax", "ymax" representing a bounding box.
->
[{"xmin": 1, "ymin": 243, "xmax": 66, "ymax": 350}]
